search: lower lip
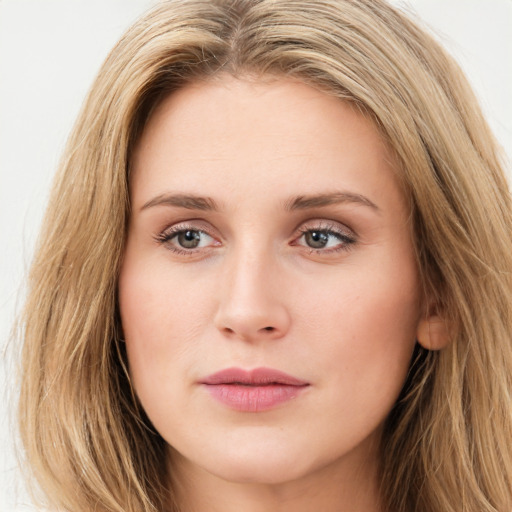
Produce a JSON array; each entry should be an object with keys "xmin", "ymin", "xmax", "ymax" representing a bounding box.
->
[{"xmin": 203, "ymin": 384, "xmax": 308, "ymax": 412}]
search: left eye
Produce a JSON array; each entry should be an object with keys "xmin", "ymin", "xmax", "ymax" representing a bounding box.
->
[{"xmin": 296, "ymin": 229, "xmax": 355, "ymax": 251}]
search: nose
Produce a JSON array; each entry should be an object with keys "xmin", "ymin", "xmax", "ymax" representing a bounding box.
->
[{"xmin": 213, "ymin": 247, "xmax": 291, "ymax": 342}]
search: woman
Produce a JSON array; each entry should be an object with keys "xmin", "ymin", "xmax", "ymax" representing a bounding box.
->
[{"xmin": 19, "ymin": 1, "xmax": 512, "ymax": 511}]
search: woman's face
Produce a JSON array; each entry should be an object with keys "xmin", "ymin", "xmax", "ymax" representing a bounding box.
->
[{"xmin": 119, "ymin": 75, "xmax": 424, "ymax": 486}]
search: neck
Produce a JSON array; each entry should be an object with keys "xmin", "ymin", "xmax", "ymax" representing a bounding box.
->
[{"xmin": 167, "ymin": 443, "xmax": 383, "ymax": 512}]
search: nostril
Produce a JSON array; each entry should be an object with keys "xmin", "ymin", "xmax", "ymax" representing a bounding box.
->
[{"xmin": 263, "ymin": 326, "xmax": 275, "ymax": 331}]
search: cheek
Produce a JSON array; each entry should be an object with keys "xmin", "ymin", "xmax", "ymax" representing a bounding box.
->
[
  {"xmin": 296, "ymin": 252, "xmax": 421, "ymax": 410},
  {"xmin": 118, "ymin": 254, "xmax": 213, "ymax": 404}
]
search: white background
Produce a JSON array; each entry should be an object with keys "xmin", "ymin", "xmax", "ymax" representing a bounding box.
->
[{"xmin": 1, "ymin": 1, "xmax": 511, "ymax": 510}]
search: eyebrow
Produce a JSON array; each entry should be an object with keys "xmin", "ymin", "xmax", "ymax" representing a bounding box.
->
[
  {"xmin": 285, "ymin": 192, "xmax": 380, "ymax": 212},
  {"xmin": 141, "ymin": 193, "xmax": 220, "ymax": 212},
  {"xmin": 140, "ymin": 191, "xmax": 379, "ymax": 213}
]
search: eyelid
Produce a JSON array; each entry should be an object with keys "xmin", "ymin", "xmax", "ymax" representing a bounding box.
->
[
  {"xmin": 156, "ymin": 219, "xmax": 218, "ymax": 239},
  {"xmin": 295, "ymin": 218, "xmax": 356, "ymax": 237}
]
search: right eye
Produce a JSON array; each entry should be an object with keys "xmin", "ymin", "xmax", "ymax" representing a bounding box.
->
[
  {"xmin": 155, "ymin": 225, "xmax": 220, "ymax": 255},
  {"xmin": 172, "ymin": 229, "xmax": 212, "ymax": 249}
]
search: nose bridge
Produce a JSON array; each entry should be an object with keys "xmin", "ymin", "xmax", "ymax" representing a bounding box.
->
[{"xmin": 214, "ymin": 238, "xmax": 290, "ymax": 341}]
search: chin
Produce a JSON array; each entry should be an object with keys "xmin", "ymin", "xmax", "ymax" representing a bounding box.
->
[
  {"xmin": 186, "ymin": 436, "xmax": 325, "ymax": 486},
  {"xmin": 206, "ymin": 455, "xmax": 311, "ymax": 486},
  {"xmin": 167, "ymin": 433, "xmax": 316, "ymax": 486}
]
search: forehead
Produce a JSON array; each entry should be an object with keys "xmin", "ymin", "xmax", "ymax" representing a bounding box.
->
[{"xmin": 130, "ymin": 74, "xmax": 405, "ymax": 214}]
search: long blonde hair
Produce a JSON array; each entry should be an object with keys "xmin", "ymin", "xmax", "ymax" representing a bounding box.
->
[{"xmin": 19, "ymin": 1, "xmax": 512, "ymax": 511}]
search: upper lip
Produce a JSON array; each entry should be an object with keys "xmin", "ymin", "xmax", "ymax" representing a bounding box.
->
[{"xmin": 200, "ymin": 367, "xmax": 309, "ymax": 386}]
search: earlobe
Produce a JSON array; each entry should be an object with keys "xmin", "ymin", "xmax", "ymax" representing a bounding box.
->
[{"xmin": 416, "ymin": 315, "xmax": 450, "ymax": 350}]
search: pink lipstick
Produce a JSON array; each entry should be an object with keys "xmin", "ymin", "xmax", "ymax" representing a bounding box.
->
[{"xmin": 200, "ymin": 367, "xmax": 309, "ymax": 412}]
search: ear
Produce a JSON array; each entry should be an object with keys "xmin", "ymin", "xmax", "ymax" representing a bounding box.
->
[{"xmin": 416, "ymin": 314, "xmax": 450, "ymax": 351}]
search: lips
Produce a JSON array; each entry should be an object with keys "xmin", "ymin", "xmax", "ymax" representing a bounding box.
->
[{"xmin": 200, "ymin": 367, "xmax": 310, "ymax": 412}]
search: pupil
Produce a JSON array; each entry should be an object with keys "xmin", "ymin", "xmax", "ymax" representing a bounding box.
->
[
  {"xmin": 178, "ymin": 230, "xmax": 201, "ymax": 248},
  {"xmin": 306, "ymin": 231, "xmax": 328, "ymax": 248}
]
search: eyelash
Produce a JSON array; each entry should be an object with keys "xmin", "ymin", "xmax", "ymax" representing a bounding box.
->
[{"xmin": 154, "ymin": 221, "xmax": 357, "ymax": 256}]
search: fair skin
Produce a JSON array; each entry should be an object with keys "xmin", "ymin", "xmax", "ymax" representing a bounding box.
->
[{"xmin": 119, "ymin": 74, "xmax": 437, "ymax": 512}]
